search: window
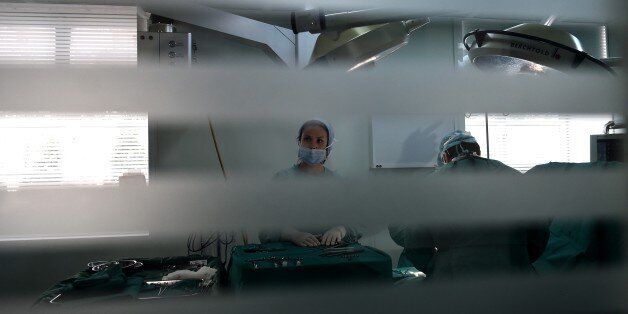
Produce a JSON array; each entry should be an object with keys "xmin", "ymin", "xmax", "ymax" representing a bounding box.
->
[
  {"xmin": 0, "ymin": 25, "xmax": 56, "ymax": 64},
  {"xmin": 0, "ymin": 3, "xmax": 137, "ymax": 65},
  {"xmin": 0, "ymin": 113, "xmax": 148, "ymax": 190},
  {"xmin": 465, "ymin": 114, "xmax": 615, "ymax": 172}
]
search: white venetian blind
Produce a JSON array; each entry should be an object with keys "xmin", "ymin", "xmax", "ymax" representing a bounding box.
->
[
  {"xmin": 0, "ymin": 3, "xmax": 137, "ymax": 65},
  {"xmin": 0, "ymin": 113, "xmax": 148, "ymax": 190},
  {"xmin": 465, "ymin": 114, "xmax": 613, "ymax": 172}
]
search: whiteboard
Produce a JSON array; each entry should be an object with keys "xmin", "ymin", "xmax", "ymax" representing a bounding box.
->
[{"xmin": 371, "ymin": 115, "xmax": 464, "ymax": 168}]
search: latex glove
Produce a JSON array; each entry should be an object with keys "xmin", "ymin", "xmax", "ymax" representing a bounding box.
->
[
  {"xmin": 290, "ymin": 231, "xmax": 321, "ymax": 247},
  {"xmin": 162, "ymin": 266, "xmax": 217, "ymax": 285},
  {"xmin": 321, "ymin": 226, "xmax": 347, "ymax": 246},
  {"xmin": 162, "ymin": 269, "xmax": 195, "ymax": 280}
]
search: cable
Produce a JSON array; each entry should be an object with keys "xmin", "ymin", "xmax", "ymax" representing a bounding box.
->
[
  {"xmin": 274, "ymin": 26, "xmax": 295, "ymax": 46},
  {"xmin": 187, "ymin": 232, "xmax": 218, "ymax": 255},
  {"xmin": 217, "ymin": 232, "xmax": 235, "ymax": 264}
]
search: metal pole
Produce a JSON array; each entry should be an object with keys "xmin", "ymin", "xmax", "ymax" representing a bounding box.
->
[
  {"xmin": 485, "ymin": 113, "xmax": 490, "ymax": 159},
  {"xmin": 208, "ymin": 117, "xmax": 227, "ymax": 180}
]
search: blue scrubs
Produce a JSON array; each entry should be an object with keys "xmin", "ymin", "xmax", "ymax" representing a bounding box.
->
[
  {"xmin": 390, "ymin": 156, "xmax": 548, "ymax": 279},
  {"xmin": 527, "ymin": 161, "xmax": 624, "ymax": 273},
  {"xmin": 259, "ymin": 165, "xmax": 361, "ymax": 244}
]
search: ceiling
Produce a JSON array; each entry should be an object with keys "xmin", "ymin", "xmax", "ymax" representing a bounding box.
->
[
  {"xmin": 0, "ymin": 0, "xmax": 623, "ymax": 27},
  {"xmin": 216, "ymin": 8, "xmax": 298, "ymax": 29}
]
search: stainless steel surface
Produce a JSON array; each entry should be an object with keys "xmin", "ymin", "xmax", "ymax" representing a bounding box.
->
[
  {"xmin": 86, "ymin": 259, "xmax": 143, "ymax": 272},
  {"xmin": 605, "ymin": 121, "xmax": 626, "ymax": 134},
  {"xmin": 159, "ymin": 32, "xmax": 192, "ymax": 67},
  {"xmin": 292, "ymin": 8, "xmax": 423, "ymax": 34},
  {"xmin": 149, "ymin": 22, "xmax": 176, "ymax": 33},
  {"xmin": 145, "ymin": 280, "xmax": 185, "ymax": 286},
  {"xmin": 505, "ymin": 23, "xmax": 584, "ymax": 51},
  {"xmin": 138, "ymin": 32, "xmax": 192, "ymax": 67},
  {"xmin": 307, "ymin": 18, "xmax": 429, "ymax": 71},
  {"xmin": 141, "ymin": 2, "xmax": 296, "ymax": 67},
  {"xmin": 291, "ymin": 9, "xmax": 323, "ymax": 34},
  {"xmin": 138, "ymin": 32, "xmax": 160, "ymax": 66},
  {"xmin": 464, "ymin": 25, "xmax": 614, "ymax": 75}
]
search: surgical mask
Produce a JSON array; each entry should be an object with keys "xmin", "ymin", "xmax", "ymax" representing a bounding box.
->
[{"xmin": 298, "ymin": 147, "xmax": 327, "ymax": 164}]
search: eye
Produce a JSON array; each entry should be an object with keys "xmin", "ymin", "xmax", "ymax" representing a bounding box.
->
[{"xmin": 317, "ymin": 138, "xmax": 324, "ymax": 144}]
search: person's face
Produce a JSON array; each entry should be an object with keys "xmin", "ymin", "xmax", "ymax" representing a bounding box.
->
[
  {"xmin": 442, "ymin": 151, "xmax": 452, "ymax": 164},
  {"xmin": 299, "ymin": 125, "xmax": 328, "ymax": 150}
]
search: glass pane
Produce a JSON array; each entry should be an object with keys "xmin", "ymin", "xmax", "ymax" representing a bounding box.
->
[
  {"xmin": 466, "ymin": 113, "xmax": 614, "ymax": 172},
  {"xmin": 0, "ymin": 113, "xmax": 148, "ymax": 190},
  {"xmin": 0, "ymin": 26, "xmax": 55, "ymax": 64}
]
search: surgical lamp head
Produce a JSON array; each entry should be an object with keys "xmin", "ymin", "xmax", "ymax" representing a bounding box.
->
[
  {"xmin": 463, "ymin": 23, "xmax": 615, "ymax": 75},
  {"xmin": 308, "ymin": 18, "xmax": 429, "ymax": 72}
]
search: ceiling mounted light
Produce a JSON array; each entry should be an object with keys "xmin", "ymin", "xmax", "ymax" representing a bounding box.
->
[
  {"xmin": 307, "ymin": 18, "xmax": 429, "ymax": 71},
  {"xmin": 290, "ymin": 9, "xmax": 429, "ymax": 71},
  {"xmin": 463, "ymin": 23, "xmax": 615, "ymax": 75}
]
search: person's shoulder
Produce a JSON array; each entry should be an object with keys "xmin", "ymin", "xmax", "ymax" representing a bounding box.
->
[
  {"xmin": 433, "ymin": 163, "xmax": 453, "ymax": 173},
  {"xmin": 527, "ymin": 161, "xmax": 624, "ymax": 174},
  {"xmin": 485, "ymin": 158, "xmax": 521, "ymax": 174},
  {"xmin": 272, "ymin": 165, "xmax": 299, "ymax": 180},
  {"xmin": 436, "ymin": 157, "xmax": 520, "ymax": 174},
  {"xmin": 526, "ymin": 162, "xmax": 571, "ymax": 174},
  {"xmin": 484, "ymin": 158, "xmax": 512, "ymax": 168},
  {"xmin": 323, "ymin": 167, "xmax": 342, "ymax": 178},
  {"xmin": 272, "ymin": 165, "xmax": 343, "ymax": 180}
]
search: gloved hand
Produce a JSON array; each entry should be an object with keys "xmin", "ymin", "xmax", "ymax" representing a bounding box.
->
[
  {"xmin": 321, "ymin": 226, "xmax": 347, "ymax": 246},
  {"xmin": 162, "ymin": 266, "xmax": 217, "ymax": 286},
  {"xmin": 290, "ymin": 231, "xmax": 321, "ymax": 247}
]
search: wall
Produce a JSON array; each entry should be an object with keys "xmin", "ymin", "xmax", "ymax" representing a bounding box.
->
[
  {"xmin": 144, "ymin": 20, "xmax": 459, "ymax": 267},
  {"xmin": 154, "ymin": 18, "xmax": 626, "ymax": 179},
  {"xmin": 0, "ymin": 16, "xmax": 287, "ymax": 300},
  {"xmin": 151, "ymin": 19, "xmax": 281, "ymax": 179},
  {"xmin": 3, "ymin": 16, "xmax": 623, "ymax": 300}
]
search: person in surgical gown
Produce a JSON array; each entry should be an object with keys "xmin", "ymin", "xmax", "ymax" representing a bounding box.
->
[
  {"xmin": 389, "ymin": 130, "xmax": 548, "ymax": 279},
  {"xmin": 259, "ymin": 119, "xmax": 360, "ymax": 247},
  {"xmin": 526, "ymin": 161, "xmax": 624, "ymax": 273}
]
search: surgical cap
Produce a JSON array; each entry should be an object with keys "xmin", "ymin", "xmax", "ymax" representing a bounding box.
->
[
  {"xmin": 297, "ymin": 119, "xmax": 336, "ymax": 156},
  {"xmin": 437, "ymin": 130, "xmax": 477, "ymax": 166}
]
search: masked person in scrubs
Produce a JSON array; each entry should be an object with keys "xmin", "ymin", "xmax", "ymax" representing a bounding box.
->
[
  {"xmin": 389, "ymin": 130, "xmax": 548, "ymax": 279},
  {"xmin": 259, "ymin": 119, "xmax": 360, "ymax": 247},
  {"xmin": 435, "ymin": 130, "xmax": 517, "ymax": 173}
]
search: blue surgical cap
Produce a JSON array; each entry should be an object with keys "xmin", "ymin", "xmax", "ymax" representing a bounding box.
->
[{"xmin": 437, "ymin": 130, "xmax": 477, "ymax": 166}]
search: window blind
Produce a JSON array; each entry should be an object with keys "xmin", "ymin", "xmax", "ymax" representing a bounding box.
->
[
  {"xmin": 465, "ymin": 114, "xmax": 613, "ymax": 172},
  {"xmin": 0, "ymin": 3, "xmax": 137, "ymax": 65},
  {"xmin": 0, "ymin": 113, "xmax": 148, "ymax": 190}
]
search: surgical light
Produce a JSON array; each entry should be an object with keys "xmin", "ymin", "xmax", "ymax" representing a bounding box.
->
[
  {"xmin": 290, "ymin": 9, "xmax": 429, "ymax": 72},
  {"xmin": 463, "ymin": 23, "xmax": 615, "ymax": 75},
  {"xmin": 307, "ymin": 19, "xmax": 429, "ymax": 72}
]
